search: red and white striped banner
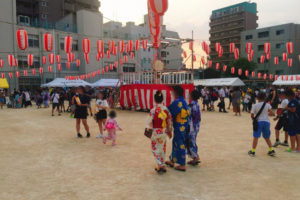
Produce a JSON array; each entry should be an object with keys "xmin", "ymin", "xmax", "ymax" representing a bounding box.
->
[{"xmin": 120, "ymin": 84, "xmax": 194, "ymax": 110}]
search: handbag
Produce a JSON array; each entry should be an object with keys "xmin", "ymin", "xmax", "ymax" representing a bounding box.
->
[
  {"xmin": 144, "ymin": 128, "xmax": 153, "ymax": 139},
  {"xmin": 253, "ymin": 102, "xmax": 266, "ymax": 131}
]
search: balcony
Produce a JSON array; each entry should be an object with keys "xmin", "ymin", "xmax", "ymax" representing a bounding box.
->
[{"xmin": 210, "ymin": 24, "xmax": 245, "ymax": 34}]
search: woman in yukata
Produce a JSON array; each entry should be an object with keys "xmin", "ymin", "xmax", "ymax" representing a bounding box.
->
[{"xmin": 166, "ymin": 86, "xmax": 190, "ymax": 172}]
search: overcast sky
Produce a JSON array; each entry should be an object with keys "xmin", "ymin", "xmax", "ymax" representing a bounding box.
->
[{"xmin": 100, "ymin": 0, "xmax": 300, "ymax": 40}]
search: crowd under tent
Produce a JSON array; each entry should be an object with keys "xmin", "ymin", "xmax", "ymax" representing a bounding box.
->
[
  {"xmin": 194, "ymin": 77, "xmax": 245, "ymax": 87},
  {"xmin": 272, "ymin": 75, "xmax": 300, "ymax": 86},
  {"xmin": 41, "ymin": 78, "xmax": 91, "ymax": 88},
  {"xmin": 0, "ymin": 78, "xmax": 9, "ymax": 89},
  {"xmin": 92, "ymin": 79, "xmax": 120, "ymax": 87}
]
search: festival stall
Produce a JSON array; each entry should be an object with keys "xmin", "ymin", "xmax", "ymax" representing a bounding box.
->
[
  {"xmin": 41, "ymin": 78, "xmax": 91, "ymax": 88},
  {"xmin": 0, "ymin": 78, "xmax": 9, "ymax": 89},
  {"xmin": 92, "ymin": 79, "xmax": 120, "ymax": 87},
  {"xmin": 194, "ymin": 77, "xmax": 245, "ymax": 87},
  {"xmin": 272, "ymin": 75, "xmax": 300, "ymax": 85},
  {"xmin": 120, "ymin": 84, "xmax": 194, "ymax": 111}
]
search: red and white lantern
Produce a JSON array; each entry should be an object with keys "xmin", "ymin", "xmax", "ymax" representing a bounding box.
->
[
  {"xmin": 238, "ymin": 68, "xmax": 242, "ymax": 76},
  {"xmin": 16, "ymin": 28, "xmax": 28, "ymax": 50},
  {"xmin": 234, "ymin": 48, "xmax": 239, "ymax": 60},
  {"xmin": 31, "ymin": 69, "xmax": 36, "ymax": 76},
  {"xmin": 282, "ymin": 52, "xmax": 287, "ymax": 62},
  {"xmin": 258, "ymin": 72, "xmax": 262, "ymax": 79},
  {"xmin": 135, "ymin": 40, "xmax": 140, "ymax": 51},
  {"xmin": 223, "ymin": 65, "xmax": 227, "ymax": 72},
  {"xmin": 143, "ymin": 40, "xmax": 148, "ymax": 50},
  {"xmin": 128, "ymin": 40, "xmax": 133, "ymax": 52},
  {"xmin": 8, "ymin": 54, "xmax": 14, "ymax": 67},
  {"xmin": 114, "ymin": 61, "xmax": 118, "ymax": 69},
  {"xmin": 245, "ymin": 70, "xmax": 249, "ymax": 77},
  {"xmin": 27, "ymin": 54, "xmax": 34, "ymax": 66},
  {"xmin": 57, "ymin": 64, "xmax": 61, "ymax": 71},
  {"xmin": 96, "ymin": 53, "xmax": 100, "ymax": 61},
  {"xmin": 76, "ymin": 59, "xmax": 80, "ymax": 67},
  {"xmin": 42, "ymin": 56, "xmax": 47, "ymax": 65},
  {"xmin": 0, "ymin": 59, "xmax": 4, "ymax": 68},
  {"xmin": 208, "ymin": 60, "xmax": 212, "ymax": 68},
  {"xmin": 9, "ymin": 72, "xmax": 13, "ymax": 79},
  {"xmin": 231, "ymin": 67, "xmax": 235, "ymax": 74},
  {"xmin": 56, "ymin": 55, "xmax": 61, "ymax": 63},
  {"xmin": 43, "ymin": 32, "xmax": 53, "ymax": 52},
  {"xmin": 230, "ymin": 43, "xmax": 235, "ymax": 53},
  {"xmin": 149, "ymin": 0, "xmax": 168, "ymax": 16},
  {"xmin": 48, "ymin": 53, "xmax": 55, "ymax": 64},
  {"xmin": 15, "ymin": 71, "xmax": 20, "ymax": 78},
  {"xmin": 274, "ymin": 57, "xmax": 279, "ymax": 65},
  {"xmin": 23, "ymin": 70, "xmax": 27, "ymax": 77},
  {"xmin": 264, "ymin": 42, "xmax": 270, "ymax": 54},
  {"xmin": 106, "ymin": 50, "xmax": 111, "ymax": 59},
  {"xmin": 48, "ymin": 65, "xmax": 52, "ymax": 72},
  {"xmin": 82, "ymin": 38, "xmax": 90, "ymax": 54},
  {"xmin": 14, "ymin": 58, "xmax": 18, "ymax": 67},
  {"xmin": 67, "ymin": 62, "xmax": 71, "ymax": 69},
  {"xmin": 84, "ymin": 53, "xmax": 90, "ymax": 64},
  {"xmin": 64, "ymin": 35, "xmax": 73, "ymax": 53},
  {"xmin": 263, "ymin": 73, "xmax": 267, "ymax": 80},
  {"xmin": 215, "ymin": 42, "xmax": 221, "ymax": 53},
  {"xmin": 246, "ymin": 42, "xmax": 253, "ymax": 54},
  {"xmin": 97, "ymin": 40, "xmax": 104, "ymax": 54},
  {"xmin": 286, "ymin": 42, "xmax": 294, "ymax": 54},
  {"xmin": 260, "ymin": 55, "xmax": 265, "ymax": 64},
  {"xmin": 269, "ymin": 74, "xmax": 273, "ymax": 80},
  {"xmin": 288, "ymin": 58, "xmax": 293, "ymax": 67},
  {"xmin": 218, "ymin": 46, "xmax": 223, "ymax": 58},
  {"xmin": 215, "ymin": 63, "xmax": 220, "ymax": 70},
  {"xmin": 1, "ymin": 73, "xmax": 4, "ymax": 79},
  {"xmin": 266, "ymin": 53, "xmax": 271, "ymax": 61},
  {"xmin": 39, "ymin": 67, "xmax": 43, "ymax": 74},
  {"xmin": 119, "ymin": 40, "xmax": 124, "ymax": 52},
  {"xmin": 124, "ymin": 55, "xmax": 128, "ymax": 63}
]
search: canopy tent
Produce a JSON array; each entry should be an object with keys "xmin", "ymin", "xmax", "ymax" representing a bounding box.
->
[
  {"xmin": 194, "ymin": 77, "xmax": 245, "ymax": 87},
  {"xmin": 0, "ymin": 78, "xmax": 9, "ymax": 89},
  {"xmin": 41, "ymin": 78, "xmax": 91, "ymax": 88},
  {"xmin": 272, "ymin": 75, "xmax": 300, "ymax": 86},
  {"xmin": 92, "ymin": 79, "xmax": 120, "ymax": 87}
]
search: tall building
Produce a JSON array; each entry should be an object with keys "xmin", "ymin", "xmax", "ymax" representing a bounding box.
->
[
  {"xmin": 0, "ymin": 0, "xmax": 103, "ymax": 91},
  {"xmin": 103, "ymin": 15, "xmax": 183, "ymax": 72},
  {"xmin": 241, "ymin": 23, "xmax": 300, "ymax": 75},
  {"xmin": 209, "ymin": 2, "xmax": 258, "ymax": 66}
]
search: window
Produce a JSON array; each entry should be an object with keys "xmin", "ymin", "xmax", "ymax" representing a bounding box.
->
[
  {"xmin": 161, "ymin": 51, "xmax": 167, "ymax": 58},
  {"xmin": 18, "ymin": 56, "xmax": 39, "ymax": 68},
  {"xmin": 276, "ymin": 43, "xmax": 284, "ymax": 49},
  {"xmin": 41, "ymin": 1, "xmax": 48, "ymax": 7},
  {"xmin": 258, "ymin": 31, "xmax": 269, "ymax": 38},
  {"xmin": 28, "ymin": 34, "xmax": 39, "ymax": 48},
  {"xmin": 41, "ymin": 14, "xmax": 48, "ymax": 20},
  {"xmin": 257, "ymin": 45, "xmax": 264, "ymax": 51},
  {"xmin": 123, "ymin": 64, "xmax": 135, "ymax": 72},
  {"xmin": 245, "ymin": 35, "xmax": 253, "ymax": 40},
  {"xmin": 276, "ymin": 29, "xmax": 285, "ymax": 36}
]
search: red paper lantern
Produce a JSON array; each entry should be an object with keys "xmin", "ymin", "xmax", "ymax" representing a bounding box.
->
[
  {"xmin": 27, "ymin": 54, "xmax": 34, "ymax": 66},
  {"xmin": 247, "ymin": 54, "xmax": 253, "ymax": 62},
  {"xmin": 82, "ymin": 38, "xmax": 90, "ymax": 54},
  {"xmin": 16, "ymin": 28, "xmax": 28, "ymax": 50},
  {"xmin": 269, "ymin": 74, "xmax": 273, "ymax": 80},
  {"xmin": 263, "ymin": 73, "xmax": 267, "ymax": 80},
  {"xmin": 208, "ymin": 60, "xmax": 212, "ymax": 68},
  {"xmin": 230, "ymin": 43, "xmax": 235, "ymax": 53},
  {"xmin": 148, "ymin": 6, "xmax": 162, "ymax": 28},
  {"xmin": 286, "ymin": 42, "xmax": 294, "ymax": 54},
  {"xmin": 149, "ymin": 0, "xmax": 168, "ymax": 16},
  {"xmin": 110, "ymin": 64, "xmax": 113, "ymax": 71},
  {"xmin": 260, "ymin": 55, "xmax": 265, "ymax": 64},
  {"xmin": 0, "ymin": 59, "xmax": 4, "ymax": 68},
  {"xmin": 23, "ymin": 70, "xmax": 27, "ymax": 77},
  {"xmin": 48, "ymin": 65, "xmax": 52, "ymax": 72},
  {"xmin": 56, "ymin": 55, "xmax": 61, "ymax": 63},
  {"xmin": 265, "ymin": 53, "xmax": 271, "ymax": 61},
  {"xmin": 206, "ymin": 46, "xmax": 211, "ymax": 55},
  {"xmin": 274, "ymin": 57, "xmax": 279, "ymax": 65},
  {"xmin": 264, "ymin": 42, "xmax": 270, "ymax": 54},
  {"xmin": 128, "ymin": 40, "xmax": 133, "ymax": 52},
  {"xmin": 215, "ymin": 63, "xmax": 220, "ymax": 70},
  {"xmin": 201, "ymin": 41, "xmax": 207, "ymax": 52},
  {"xmin": 231, "ymin": 67, "xmax": 235, "ymax": 74},
  {"xmin": 39, "ymin": 67, "xmax": 43, "ymax": 74},
  {"xmin": 15, "ymin": 71, "xmax": 20, "ymax": 78},
  {"xmin": 106, "ymin": 66, "xmax": 109, "ymax": 72},
  {"xmin": 8, "ymin": 54, "xmax": 14, "ymax": 67},
  {"xmin": 84, "ymin": 53, "xmax": 90, "ymax": 64},
  {"xmin": 218, "ymin": 46, "xmax": 223, "ymax": 58},
  {"xmin": 1, "ymin": 73, "xmax": 4, "ymax": 78},
  {"xmin": 48, "ymin": 53, "xmax": 55, "ymax": 64},
  {"xmin": 57, "ymin": 64, "xmax": 61, "ymax": 71},
  {"xmin": 135, "ymin": 40, "xmax": 140, "ymax": 51},
  {"xmin": 142, "ymin": 40, "xmax": 148, "ymax": 50},
  {"xmin": 282, "ymin": 52, "xmax": 287, "ymax": 62},
  {"xmin": 275, "ymin": 75, "xmax": 278, "ymax": 80},
  {"xmin": 106, "ymin": 50, "xmax": 111, "ymax": 59},
  {"xmin": 124, "ymin": 55, "xmax": 128, "ymax": 63},
  {"xmin": 252, "ymin": 71, "xmax": 256, "ymax": 78},
  {"xmin": 102, "ymin": 68, "xmax": 105, "ymax": 74},
  {"xmin": 97, "ymin": 69, "xmax": 101, "ymax": 75},
  {"xmin": 246, "ymin": 42, "xmax": 253, "ymax": 54},
  {"xmin": 42, "ymin": 56, "xmax": 47, "ymax": 65},
  {"xmin": 238, "ymin": 68, "xmax": 242, "ymax": 76},
  {"xmin": 131, "ymin": 52, "xmax": 135, "ymax": 59},
  {"xmin": 97, "ymin": 40, "xmax": 104, "ymax": 54},
  {"xmin": 215, "ymin": 42, "xmax": 221, "ymax": 53},
  {"xmin": 96, "ymin": 53, "xmax": 100, "ymax": 61},
  {"xmin": 258, "ymin": 72, "xmax": 262, "ymax": 79},
  {"xmin": 234, "ymin": 48, "xmax": 239, "ymax": 60},
  {"xmin": 43, "ymin": 32, "xmax": 53, "ymax": 52},
  {"xmin": 120, "ymin": 58, "xmax": 123, "ymax": 66},
  {"xmin": 64, "ymin": 35, "xmax": 73, "ymax": 53},
  {"xmin": 67, "ymin": 62, "xmax": 71, "ymax": 69},
  {"xmin": 14, "ymin": 58, "xmax": 18, "ymax": 67},
  {"xmin": 288, "ymin": 58, "xmax": 293, "ymax": 67},
  {"xmin": 223, "ymin": 65, "xmax": 227, "ymax": 72},
  {"xmin": 114, "ymin": 61, "xmax": 118, "ymax": 68},
  {"xmin": 119, "ymin": 40, "xmax": 124, "ymax": 52},
  {"xmin": 245, "ymin": 70, "xmax": 249, "ymax": 77},
  {"xmin": 9, "ymin": 72, "xmax": 13, "ymax": 79}
]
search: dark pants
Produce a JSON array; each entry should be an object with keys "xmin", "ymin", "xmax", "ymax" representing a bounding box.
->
[{"xmin": 219, "ymin": 98, "xmax": 226, "ymax": 112}]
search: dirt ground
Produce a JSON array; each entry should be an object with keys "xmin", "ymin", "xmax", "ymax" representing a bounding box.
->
[{"xmin": 0, "ymin": 101, "xmax": 300, "ymax": 200}]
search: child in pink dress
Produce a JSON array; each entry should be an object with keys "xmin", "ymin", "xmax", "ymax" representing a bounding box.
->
[{"xmin": 103, "ymin": 110, "xmax": 122, "ymax": 146}]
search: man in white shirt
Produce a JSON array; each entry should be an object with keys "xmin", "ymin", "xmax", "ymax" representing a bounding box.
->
[
  {"xmin": 248, "ymin": 92, "xmax": 275, "ymax": 157},
  {"xmin": 273, "ymin": 91, "xmax": 289, "ymax": 147},
  {"xmin": 51, "ymin": 89, "xmax": 61, "ymax": 116}
]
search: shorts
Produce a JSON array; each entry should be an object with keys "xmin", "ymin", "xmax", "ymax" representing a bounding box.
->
[
  {"xmin": 253, "ymin": 121, "xmax": 271, "ymax": 138},
  {"xmin": 52, "ymin": 103, "xmax": 60, "ymax": 109},
  {"xmin": 275, "ymin": 117, "xmax": 288, "ymax": 132},
  {"xmin": 74, "ymin": 107, "xmax": 88, "ymax": 119},
  {"xmin": 96, "ymin": 110, "xmax": 107, "ymax": 121},
  {"xmin": 288, "ymin": 129, "xmax": 300, "ymax": 136}
]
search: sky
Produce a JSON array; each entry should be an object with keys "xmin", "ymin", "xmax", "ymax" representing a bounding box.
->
[{"xmin": 99, "ymin": 0, "xmax": 300, "ymax": 69}]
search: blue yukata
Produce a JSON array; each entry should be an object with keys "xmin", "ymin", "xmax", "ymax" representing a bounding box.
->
[
  {"xmin": 186, "ymin": 100, "xmax": 201, "ymax": 159},
  {"xmin": 168, "ymin": 96, "xmax": 190, "ymax": 166}
]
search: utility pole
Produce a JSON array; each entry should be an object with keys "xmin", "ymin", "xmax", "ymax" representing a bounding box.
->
[{"xmin": 191, "ymin": 30, "xmax": 194, "ymax": 71}]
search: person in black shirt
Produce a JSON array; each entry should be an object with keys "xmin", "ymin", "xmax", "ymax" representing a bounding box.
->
[
  {"xmin": 72, "ymin": 86, "xmax": 91, "ymax": 138},
  {"xmin": 85, "ymin": 86, "xmax": 94, "ymax": 117}
]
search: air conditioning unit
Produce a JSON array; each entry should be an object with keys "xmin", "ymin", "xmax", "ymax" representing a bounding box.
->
[{"xmin": 18, "ymin": 15, "xmax": 30, "ymax": 26}]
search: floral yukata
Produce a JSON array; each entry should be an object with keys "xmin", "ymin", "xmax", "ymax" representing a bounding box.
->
[
  {"xmin": 168, "ymin": 96, "xmax": 190, "ymax": 166},
  {"xmin": 104, "ymin": 118, "xmax": 121, "ymax": 145},
  {"xmin": 186, "ymin": 100, "xmax": 201, "ymax": 159},
  {"xmin": 147, "ymin": 104, "xmax": 172, "ymax": 166}
]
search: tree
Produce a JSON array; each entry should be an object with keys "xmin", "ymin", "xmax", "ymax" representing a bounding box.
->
[{"xmin": 221, "ymin": 57, "xmax": 257, "ymax": 80}]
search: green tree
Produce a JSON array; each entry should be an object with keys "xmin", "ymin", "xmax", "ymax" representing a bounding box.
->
[{"xmin": 221, "ymin": 57, "xmax": 257, "ymax": 80}]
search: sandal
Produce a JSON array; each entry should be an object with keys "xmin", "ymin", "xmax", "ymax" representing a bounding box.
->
[
  {"xmin": 188, "ymin": 160, "xmax": 201, "ymax": 166},
  {"xmin": 175, "ymin": 166, "xmax": 186, "ymax": 172},
  {"xmin": 165, "ymin": 161, "xmax": 174, "ymax": 168}
]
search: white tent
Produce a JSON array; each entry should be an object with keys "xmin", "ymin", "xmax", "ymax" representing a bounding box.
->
[
  {"xmin": 92, "ymin": 79, "xmax": 120, "ymax": 87},
  {"xmin": 194, "ymin": 77, "xmax": 245, "ymax": 87},
  {"xmin": 41, "ymin": 78, "xmax": 91, "ymax": 88},
  {"xmin": 273, "ymin": 75, "xmax": 300, "ymax": 85}
]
